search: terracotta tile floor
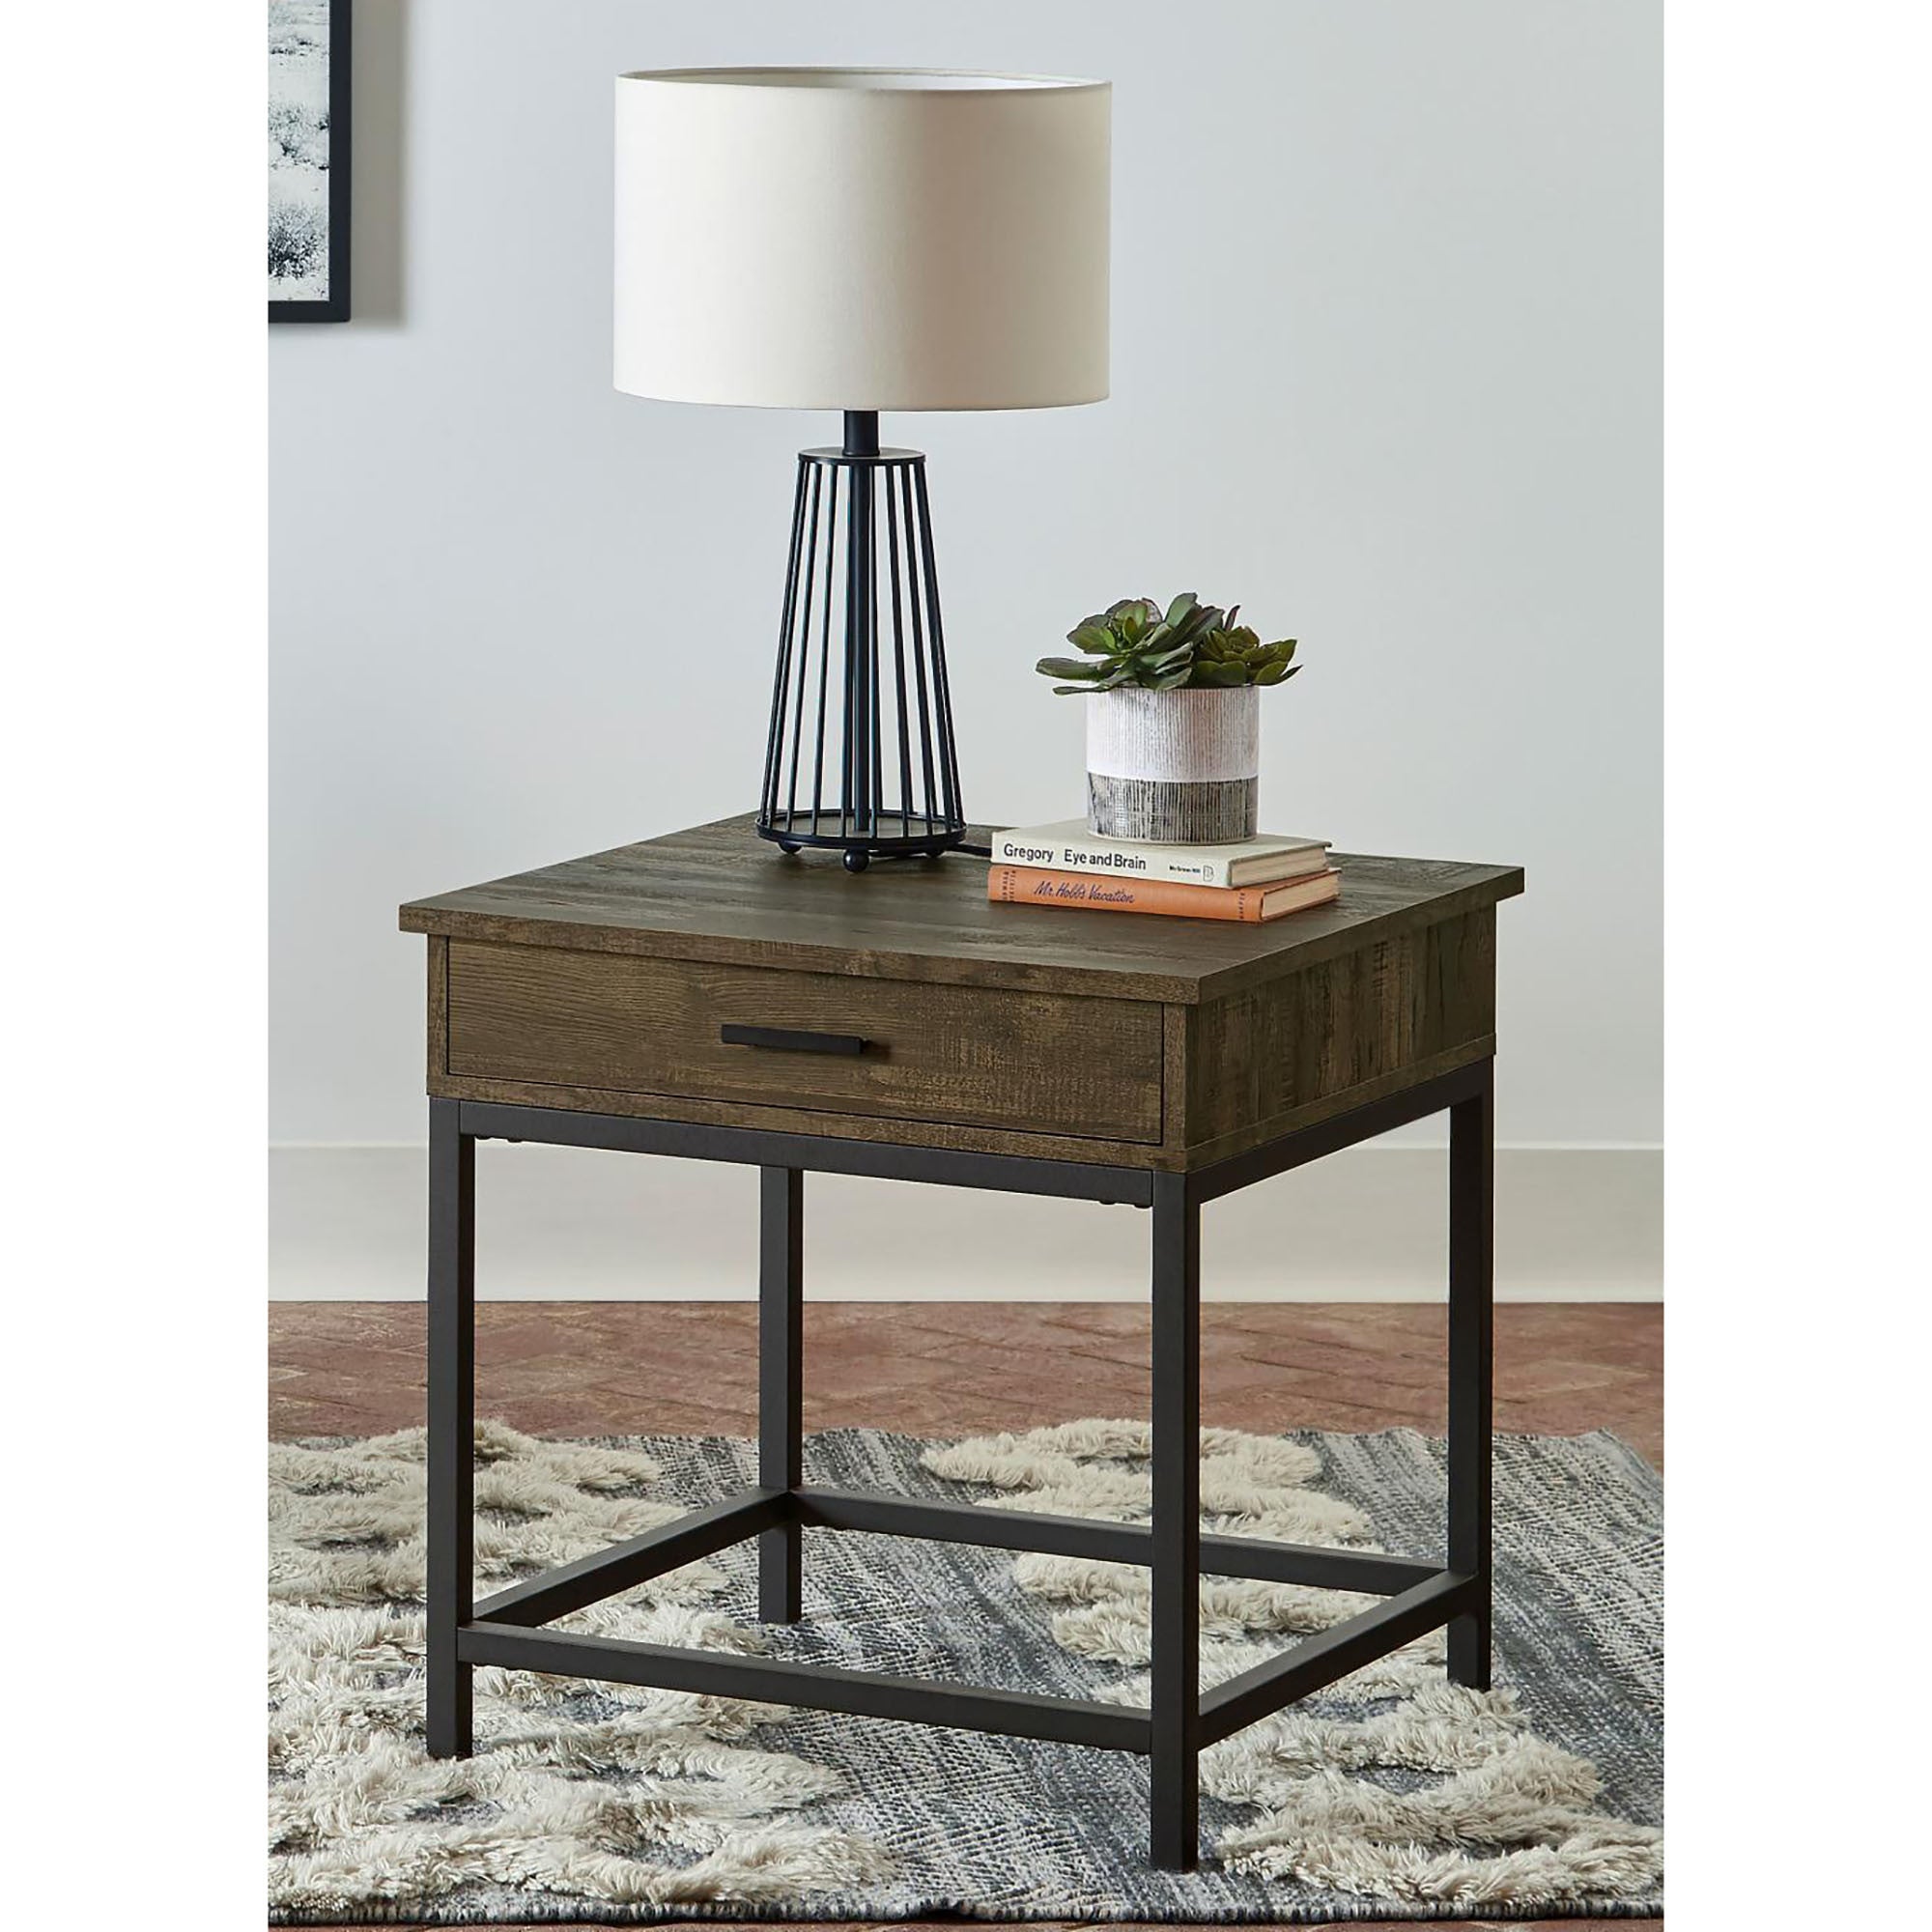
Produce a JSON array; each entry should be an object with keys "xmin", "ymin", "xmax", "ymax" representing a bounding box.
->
[
  {"xmin": 269, "ymin": 1300, "xmax": 1662, "ymax": 1932},
  {"xmin": 270, "ymin": 1300, "xmax": 1661, "ymax": 1467}
]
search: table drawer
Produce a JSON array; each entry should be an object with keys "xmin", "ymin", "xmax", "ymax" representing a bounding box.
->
[{"xmin": 444, "ymin": 942, "xmax": 1164, "ymax": 1144}]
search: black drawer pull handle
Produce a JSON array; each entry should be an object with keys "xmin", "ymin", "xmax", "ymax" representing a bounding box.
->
[{"xmin": 721, "ymin": 1024, "xmax": 869, "ymax": 1057}]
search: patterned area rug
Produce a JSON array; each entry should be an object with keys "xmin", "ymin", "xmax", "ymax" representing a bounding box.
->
[{"xmin": 270, "ymin": 1420, "xmax": 1662, "ymax": 1922}]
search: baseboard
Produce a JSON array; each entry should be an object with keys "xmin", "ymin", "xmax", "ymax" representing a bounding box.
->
[{"xmin": 270, "ymin": 1143, "xmax": 1661, "ymax": 1302}]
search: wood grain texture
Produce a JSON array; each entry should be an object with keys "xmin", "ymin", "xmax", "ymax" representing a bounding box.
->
[
  {"xmin": 1183, "ymin": 910, "xmax": 1497, "ymax": 1152},
  {"xmin": 401, "ymin": 814, "xmax": 1522, "ymax": 1005},
  {"xmin": 409, "ymin": 818, "xmax": 1518, "ymax": 1170},
  {"xmin": 446, "ymin": 941, "xmax": 1163, "ymax": 1146},
  {"xmin": 424, "ymin": 1051, "xmax": 1493, "ymax": 1174},
  {"xmin": 425, "ymin": 1069, "xmax": 1178, "ymax": 1170},
  {"xmin": 426, "ymin": 935, "xmax": 448, "ymax": 1085},
  {"xmin": 1160, "ymin": 1003, "xmax": 1189, "ymax": 1151},
  {"xmin": 1176, "ymin": 1038, "xmax": 1497, "ymax": 1172}
]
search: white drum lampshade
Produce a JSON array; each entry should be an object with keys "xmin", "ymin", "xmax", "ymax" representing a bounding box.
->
[
  {"xmin": 613, "ymin": 68, "xmax": 1111, "ymax": 412},
  {"xmin": 612, "ymin": 67, "xmax": 1112, "ymax": 870}
]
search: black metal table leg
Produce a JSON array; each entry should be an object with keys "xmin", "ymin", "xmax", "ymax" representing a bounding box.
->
[
  {"xmin": 1149, "ymin": 1170, "xmax": 1201, "ymax": 1871},
  {"xmin": 1447, "ymin": 1060, "xmax": 1494, "ymax": 1689},
  {"xmin": 426, "ymin": 1097, "xmax": 475, "ymax": 1756},
  {"xmin": 435, "ymin": 1068, "xmax": 1496, "ymax": 1867},
  {"xmin": 758, "ymin": 1166, "xmax": 805, "ymax": 1622}
]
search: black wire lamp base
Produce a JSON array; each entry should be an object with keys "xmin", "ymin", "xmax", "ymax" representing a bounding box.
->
[{"xmin": 757, "ymin": 412, "xmax": 966, "ymax": 872}]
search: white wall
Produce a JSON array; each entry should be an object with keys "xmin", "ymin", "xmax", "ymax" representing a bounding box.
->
[
  {"xmin": 272, "ymin": 1146, "xmax": 1661, "ymax": 1304},
  {"xmin": 270, "ymin": 2, "xmax": 1660, "ymax": 1294}
]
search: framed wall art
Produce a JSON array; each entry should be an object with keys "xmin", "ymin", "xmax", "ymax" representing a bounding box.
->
[{"xmin": 268, "ymin": 0, "xmax": 351, "ymax": 322}]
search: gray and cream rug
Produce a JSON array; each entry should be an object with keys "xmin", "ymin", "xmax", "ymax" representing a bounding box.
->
[{"xmin": 270, "ymin": 1419, "xmax": 1662, "ymax": 1922}]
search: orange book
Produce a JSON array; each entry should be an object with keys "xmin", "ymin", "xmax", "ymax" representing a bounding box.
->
[{"xmin": 987, "ymin": 864, "xmax": 1340, "ymax": 923}]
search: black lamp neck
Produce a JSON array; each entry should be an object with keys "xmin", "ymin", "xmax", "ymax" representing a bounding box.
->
[{"xmin": 841, "ymin": 411, "xmax": 881, "ymax": 460}]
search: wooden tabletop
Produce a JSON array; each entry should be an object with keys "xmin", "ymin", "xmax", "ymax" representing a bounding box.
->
[{"xmin": 400, "ymin": 814, "xmax": 1523, "ymax": 1005}]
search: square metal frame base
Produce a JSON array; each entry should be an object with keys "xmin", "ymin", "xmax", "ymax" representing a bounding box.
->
[{"xmin": 424, "ymin": 1061, "xmax": 1495, "ymax": 1872}]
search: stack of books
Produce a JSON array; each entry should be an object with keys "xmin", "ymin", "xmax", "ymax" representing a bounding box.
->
[{"xmin": 987, "ymin": 819, "xmax": 1340, "ymax": 924}]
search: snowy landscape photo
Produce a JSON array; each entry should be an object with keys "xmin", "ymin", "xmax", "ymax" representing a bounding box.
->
[{"xmin": 268, "ymin": 1, "xmax": 348, "ymax": 318}]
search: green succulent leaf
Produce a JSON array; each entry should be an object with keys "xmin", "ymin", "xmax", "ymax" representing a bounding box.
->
[
  {"xmin": 1193, "ymin": 659, "xmax": 1251, "ymax": 687},
  {"xmin": 1040, "ymin": 595, "xmax": 1306, "ymax": 693},
  {"xmin": 1169, "ymin": 606, "xmax": 1218, "ymax": 647}
]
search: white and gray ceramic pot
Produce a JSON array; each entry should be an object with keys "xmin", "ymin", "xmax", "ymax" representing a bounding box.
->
[{"xmin": 1086, "ymin": 686, "xmax": 1260, "ymax": 842}]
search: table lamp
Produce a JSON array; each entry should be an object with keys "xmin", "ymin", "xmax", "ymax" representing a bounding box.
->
[{"xmin": 614, "ymin": 68, "xmax": 1112, "ymax": 870}]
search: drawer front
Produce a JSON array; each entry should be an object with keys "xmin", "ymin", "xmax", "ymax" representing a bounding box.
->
[{"xmin": 445, "ymin": 942, "xmax": 1164, "ymax": 1145}]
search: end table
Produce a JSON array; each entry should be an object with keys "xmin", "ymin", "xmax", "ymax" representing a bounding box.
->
[{"xmin": 400, "ymin": 814, "xmax": 1521, "ymax": 1870}]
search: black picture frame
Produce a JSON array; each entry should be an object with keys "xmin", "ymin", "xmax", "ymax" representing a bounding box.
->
[{"xmin": 269, "ymin": 0, "xmax": 352, "ymax": 324}]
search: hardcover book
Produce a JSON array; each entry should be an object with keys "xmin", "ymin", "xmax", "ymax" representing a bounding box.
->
[
  {"xmin": 992, "ymin": 818, "xmax": 1329, "ymax": 889},
  {"xmin": 987, "ymin": 864, "xmax": 1341, "ymax": 924}
]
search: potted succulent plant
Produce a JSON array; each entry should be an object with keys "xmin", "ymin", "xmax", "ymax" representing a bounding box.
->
[{"xmin": 1036, "ymin": 593, "xmax": 1299, "ymax": 842}]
